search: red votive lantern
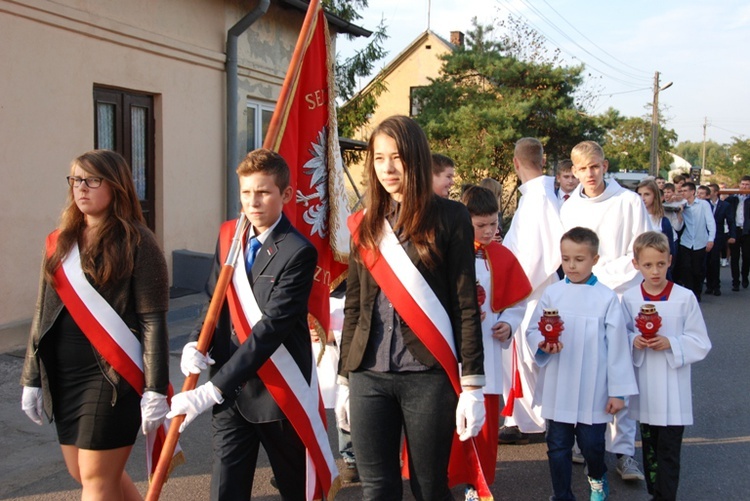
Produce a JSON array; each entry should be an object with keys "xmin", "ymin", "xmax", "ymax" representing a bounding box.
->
[
  {"xmin": 476, "ymin": 282, "xmax": 486, "ymax": 307},
  {"xmin": 538, "ymin": 308, "xmax": 564, "ymax": 347},
  {"xmin": 635, "ymin": 304, "xmax": 662, "ymax": 340}
]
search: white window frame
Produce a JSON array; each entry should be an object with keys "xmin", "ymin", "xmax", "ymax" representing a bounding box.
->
[{"xmin": 246, "ymin": 99, "xmax": 276, "ymax": 152}]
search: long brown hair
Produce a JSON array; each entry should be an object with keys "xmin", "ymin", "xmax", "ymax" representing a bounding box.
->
[
  {"xmin": 636, "ymin": 179, "xmax": 665, "ymax": 220},
  {"xmin": 359, "ymin": 115, "xmax": 438, "ymax": 268},
  {"xmin": 45, "ymin": 150, "xmax": 146, "ymax": 286}
]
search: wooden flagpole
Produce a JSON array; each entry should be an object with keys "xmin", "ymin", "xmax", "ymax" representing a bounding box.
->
[
  {"xmin": 263, "ymin": 0, "xmax": 321, "ymax": 150},
  {"xmin": 145, "ymin": 215, "xmax": 248, "ymax": 501}
]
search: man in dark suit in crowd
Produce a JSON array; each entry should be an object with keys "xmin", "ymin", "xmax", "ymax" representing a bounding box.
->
[
  {"xmin": 726, "ymin": 176, "xmax": 750, "ymax": 291},
  {"xmin": 702, "ymin": 184, "xmax": 736, "ymax": 295},
  {"xmin": 169, "ymin": 149, "xmax": 319, "ymax": 500}
]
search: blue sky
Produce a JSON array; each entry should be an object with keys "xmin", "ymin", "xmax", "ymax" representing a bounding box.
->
[{"xmin": 337, "ymin": 0, "xmax": 750, "ymax": 145}]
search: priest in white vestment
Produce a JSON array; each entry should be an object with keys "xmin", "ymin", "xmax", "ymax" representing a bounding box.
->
[{"xmin": 501, "ymin": 138, "xmax": 564, "ymax": 438}]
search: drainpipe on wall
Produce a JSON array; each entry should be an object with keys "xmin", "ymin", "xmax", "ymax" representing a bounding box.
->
[{"xmin": 226, "ymin": 0, "xmax": 270, "ymax": 220}]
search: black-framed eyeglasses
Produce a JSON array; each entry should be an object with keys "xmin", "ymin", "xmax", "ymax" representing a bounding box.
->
[{"xmin": 67, "ymin": 176, "xmax": 103, "ymax": 189}]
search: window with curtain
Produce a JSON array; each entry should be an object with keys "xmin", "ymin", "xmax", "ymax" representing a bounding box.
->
[{"xmin": 94, "ymin": 87, "xmax": 156, "ymax": 230}]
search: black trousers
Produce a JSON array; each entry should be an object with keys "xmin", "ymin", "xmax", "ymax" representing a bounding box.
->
[
  {"xmin": 640, "ymin": 424, "xmax": 684, "ymax": 501},
  {"xmin": 677, "ymin": 245, "xmax": 706, "ymax": 299},
  {"xmin": 729, "ymin": 234, "xmax": 750, "ymax": 286},
  {"xmin": 705, "ymin": 238, "xmax": 726, "ymax": 291},
  {"xmin": 349, "ymin": 369, "xmax": 457, "ymax": 501},
  {"xmin": 210, "ymin": 403, "xmax": 306, "ymax": 501}
]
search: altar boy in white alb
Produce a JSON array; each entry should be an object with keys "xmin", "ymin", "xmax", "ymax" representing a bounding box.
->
[
  {"xmin": 622, "ymin": 231, "xmax": 711, "ymax": 501},
  {"xmin": 528, "ymin": 227, "xmax": 638, "ymax": 501}
]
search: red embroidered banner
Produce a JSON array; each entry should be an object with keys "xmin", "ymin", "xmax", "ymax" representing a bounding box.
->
[{"xmin": 263, "ymin": 0, "xmax": 349, "ymax": 336}]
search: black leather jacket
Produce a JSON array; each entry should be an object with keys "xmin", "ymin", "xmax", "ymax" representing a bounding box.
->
[{"xmin": 20, "ymin": 225, "xmax": 170, "ymax": 420}]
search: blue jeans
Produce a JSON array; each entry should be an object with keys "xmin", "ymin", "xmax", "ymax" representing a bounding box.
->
[
  {"xmin": 338, "ymin": 426, "xmax": 355, "ymax": 463},
  {"xmin": 546, "ymin": 419, "xmax": 607, "ymax": 501},
  {"xmin": 349, "ymin": 369, "xmax": 457, "ymax": 501}
]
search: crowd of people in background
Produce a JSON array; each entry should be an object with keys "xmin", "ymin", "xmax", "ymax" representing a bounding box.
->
[{"xmin": 25, "ymin": 114, "xmax": 749, "ymax": 501}]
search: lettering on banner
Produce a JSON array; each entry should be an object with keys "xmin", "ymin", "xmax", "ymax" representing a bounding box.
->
[
  {"xmin": 304, "ymin": 89, "xmax": 326, "ymax": 110},
  {"xmin": 314, "ymin": 265, "xmax": 331, "ymax": 285}
]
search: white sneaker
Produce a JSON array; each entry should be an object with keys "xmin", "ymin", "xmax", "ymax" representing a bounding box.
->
[
  {"xmin": 721, "ymin": 258, "xmax": 729, "ymax": 267},
  {"xmin": 616, "ymin": 455, "xmax": 645, "ymax": 481},
  {"xmin": 465, "ymin": 486, "xmax": 480, "ymax": 501}
]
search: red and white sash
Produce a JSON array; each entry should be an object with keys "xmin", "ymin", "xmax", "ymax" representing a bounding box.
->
[
  {"xmin": 46, "ymin": 230, "xmax": 183, "ymax": 478},
  {"xmin": 347, "ymin": 212, "xmax": 492, "ymax": 499},
  {"xmin": 218, "ymin": 221, "xmax": 338, "ymax": 500}
]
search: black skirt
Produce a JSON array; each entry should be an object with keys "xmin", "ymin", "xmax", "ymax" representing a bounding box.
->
[{"xmin": 49, "ymin": 309, "xmax": 140, "ymax": 450}]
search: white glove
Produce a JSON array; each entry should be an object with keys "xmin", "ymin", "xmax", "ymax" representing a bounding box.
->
[
  {"xmin": 180, "ymin": 341, "xmax": 215, "ymax": 377},
  {"xmin": 334, "ymin": 384, "xmax": 351, "ymax": 432},
  {"xmin": 456, "ymin": 388, "xmax": 485, "ymax": 441},
  {"xmin": 22, "ymin": 386, "xmax": 44, "ymax": 426},
  {"xmin": 140, "ymin": 391, "xmax": 169, "ymax": 435},
  {"xmin": 166, "ymin": 382, "xmax": 224, "ymax": 433}
]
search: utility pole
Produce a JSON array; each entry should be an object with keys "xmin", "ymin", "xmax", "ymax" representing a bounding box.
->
[
  {"xmin": 701, "ymin": 117, "xmax": 708, "ymax": 169},
  {"xmin": 649, "ymin": 72, "xmax": 661, "ymax": 177},
  {"xmin": 701, "ymin": 117, "xmax": 708, "ymax": 180},
  {"xmin": 649, "ymin": 71, "xmax": 673, "ymax": 177}
]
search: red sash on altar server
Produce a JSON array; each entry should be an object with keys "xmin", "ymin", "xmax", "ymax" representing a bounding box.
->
[
  {"xmin": 218, "ymin": 221, "xmax": 339, "ymax": 501},
  {"xmin": 347, "ymin": 212, "xmax": 493, "ymax": 500},
  {"xmin": 480, "ymin": 241, "xmax": 532, "ymax": 313},
  {"xmin": 46, "ymin": 230, "xmax": 183, "ymax": 479}
]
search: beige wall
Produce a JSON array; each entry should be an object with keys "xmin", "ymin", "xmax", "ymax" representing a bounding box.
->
[{"xmin": 0, "ymin": 0, "xmax": 301, "ymax": 325}]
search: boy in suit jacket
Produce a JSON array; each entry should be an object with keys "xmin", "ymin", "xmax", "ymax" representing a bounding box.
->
[
  {"xmin": 704, "ymin": 184, "xmax": 736, "ymax": 295},
  {"xmin": 169, "ymin": 149, "xmax": 319, "ymax": 500},
  {"xmin": 726, "ymin": 176, "xmax": 750, "ymax": 291}
]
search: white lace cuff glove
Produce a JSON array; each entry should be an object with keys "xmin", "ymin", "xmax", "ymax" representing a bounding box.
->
[
  {"xmin": 180, "ymin": 341, "xmax": 215, "ymax": 377},
  {"xmin": 456, "ymin": 388, "xmax": 485, "ymax": 441},
  {"xmin": 166, "ymin": 382, "xmax": 224, "ymax": 433},
  {"xmin": 22, "ymin": 386, "xmax": 44, "ymax": 426},
  {"xmin": 334, "ymin": 384, "xmax": 351, "ymax": 432},
  {"xmin": 140, "ymin": 391, "xmax": 169, "ymax": 435}
]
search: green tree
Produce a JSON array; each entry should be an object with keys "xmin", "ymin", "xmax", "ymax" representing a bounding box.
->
[
  {"xmin": 602, "ymin": 116, "xmax": 676, "ymax": 173},
  {"xmin": 595, "ymin": 106, "xmax": 677, "ymax": 176},
  {"xmin": 674, "ymin": 140, "xmax": 733, "ymax": 178},
  {"xmin": 726, "ymin": 137, "xmax": 750, "ymax": 183},
  {"xmin": 673, "ymin": 140, "xmax": 703, "ymax": 166},
  {"xmin": 594, "ymin": 107, "xmax": 625, "ymax": 132},
  {"xmin": 414, "ymin": 18, "xmax": 601, "ymax": 218}
]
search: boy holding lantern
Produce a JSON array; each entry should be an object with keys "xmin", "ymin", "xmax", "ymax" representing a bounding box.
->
[
  {"xmin": 528, "ymin": 227, "xmax": 638, "ymax": 501},
  {"xmin": 622, "ymin": 231, "xmax": 712, "ymax": 501}
]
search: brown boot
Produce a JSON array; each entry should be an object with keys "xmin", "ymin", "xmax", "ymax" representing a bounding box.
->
[{"xmin": 340, "ymin": 462, "xmax": 360, "ymax": 483}]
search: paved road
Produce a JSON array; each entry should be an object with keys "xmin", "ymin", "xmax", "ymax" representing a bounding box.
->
[{"xmin": 1, "ymin": 268, "xmax": 748, "ymax": 500}]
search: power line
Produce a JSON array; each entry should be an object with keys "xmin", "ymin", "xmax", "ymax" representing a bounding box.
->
[
  {"xmin": 517, "ymin": 0, "xmax": 651, "ymax": 82},
  {"xmin": 493, "ymin": 0, "xmax": 650, "ymax": 88},
  {"xmin": 711, "ymin": 124, "xmax": 747, "ymax": 137},
  {"xmin": 540, "ymin": 0, "xmax": 650, "ymax": 77},
  {"xmin": 592, "ymin": 87, "xmax": 651, "ymax": 98}
]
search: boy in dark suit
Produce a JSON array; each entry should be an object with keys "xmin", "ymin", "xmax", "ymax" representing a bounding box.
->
[
  {"xmin": 726, "ymin": 176, "xmax": 750, "ymax": 291},
  {"xmin": 168, "ymin": 149, "xmax": 322, "ymax": 500},
  {"xmin": 704, "ymin": 184, "xmax": 736, "ymax": 295}
]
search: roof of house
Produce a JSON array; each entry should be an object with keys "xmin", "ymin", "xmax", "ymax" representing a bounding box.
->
[
  {"xmin": 279, "ymin": 0, "xmax": 372, "ymax": 37},
  {"xmin": 344, "ymin": 29, "xmax": 455, "ymax": 104}
]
